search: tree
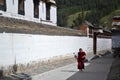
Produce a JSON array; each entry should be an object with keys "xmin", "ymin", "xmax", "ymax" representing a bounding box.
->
[{"xmin": 73, "ymin": 14, "xmax": 83, "ymax": 27}]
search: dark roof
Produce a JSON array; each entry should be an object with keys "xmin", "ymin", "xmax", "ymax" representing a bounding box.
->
[
  {"xmin": 0, "ymin": 16, "xmax": 84, "ymax": 36},
  {"xmin": 85, "ymin": 20, "xmax": 94, "ymax": 27},
  {"xmin": 113, "ymin": 16, "xmax": 120, "ymax": 20},
  {"xmin": 111, "ymin": 29, "xmax": 120, "ymax": 35},
  {"xmin": 85, "ymin": 21, "xmax": 103, "ymax": 29},
  {"xmin": 103, "ymin": 28, "xmax": 111, "ymax": 33}
]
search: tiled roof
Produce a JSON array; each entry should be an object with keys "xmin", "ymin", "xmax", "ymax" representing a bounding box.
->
[{"xmin": 0, "ymin": 16, "xmax": 84, "ymax": 36}]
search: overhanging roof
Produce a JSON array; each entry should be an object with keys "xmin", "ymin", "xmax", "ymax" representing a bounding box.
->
[
  {"xmin": 41, "ymin": 0, "xmax": 56, "ymax": 4},
  {"xmin": 84, "ymin": 20, "xmax": 94, "ymax": 28},
  {"xmin": 47, "ymin": 0, "xmax": 56, "ymax": 4}
]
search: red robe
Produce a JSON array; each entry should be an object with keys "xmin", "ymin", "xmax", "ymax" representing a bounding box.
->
[{"xmin": 77, "ymin": 52, "xmax": 86, "ymax": 69}]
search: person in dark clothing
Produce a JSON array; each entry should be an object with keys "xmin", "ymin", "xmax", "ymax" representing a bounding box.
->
[{"xmin": 77, "ymin": 48, "xmax": 86, "ymax": 71}]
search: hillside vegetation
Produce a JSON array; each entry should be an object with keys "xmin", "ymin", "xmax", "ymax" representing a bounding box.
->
[
  {"xmin": 57, "ymin": 0, "xmax": 120, "ymax": 29},
  {"xmin": 100, "ymin": 9, "xmax": 120, "ymax": 29}
]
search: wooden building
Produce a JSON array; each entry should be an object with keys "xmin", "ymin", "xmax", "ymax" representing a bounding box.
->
[{"xmin": 112, "ymin": 16, "xmax": 120, "ymax": 29}]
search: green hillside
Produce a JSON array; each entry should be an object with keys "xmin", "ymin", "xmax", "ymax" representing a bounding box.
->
[
  {"xmin": 67, "ymin": 11, "xmax": 90, "ymax": 27},
  {"xmin": 67, "ymin": 12, "xmax": 82, "ymax": 27},
  {"xmin": 100, "ymin": 9, "xmax": 120, "ymax": 29},
  {"xmin": 57, "ymin": 0, "xmax": 120, "ymax": 29}
]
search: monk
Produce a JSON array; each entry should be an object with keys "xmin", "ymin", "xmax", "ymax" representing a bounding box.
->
[{"xmin": 77, "ymin": 48, "xmax": 86, "ymax": 71}]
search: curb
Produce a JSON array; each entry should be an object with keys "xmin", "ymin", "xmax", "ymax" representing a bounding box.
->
[{"xmin": 90, "ymin": 51, "xmax": 111, "ymax": 60}]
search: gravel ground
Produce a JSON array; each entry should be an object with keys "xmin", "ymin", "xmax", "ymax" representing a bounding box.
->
[{"xmin": 26, "ymin": 58, "xmax": 76, "ymax": 76}]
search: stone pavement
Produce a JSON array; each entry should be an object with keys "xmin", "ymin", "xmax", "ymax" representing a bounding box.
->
[{"xmin": 32, "ymin": 54, "xmax": 114, "ymax": 80}]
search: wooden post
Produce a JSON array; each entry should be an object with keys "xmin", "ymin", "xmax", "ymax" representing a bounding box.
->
[{"xmin": 93, "ymin": 32, "xmax": 97, "ymax": 55}]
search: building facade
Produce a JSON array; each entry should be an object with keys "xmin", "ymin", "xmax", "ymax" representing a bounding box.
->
[
  {"xmin": 112, "ymin": 16, "xmax": 120, "ymax": 29},
  {"xmin": 0, "ymin": 0, "xmax": 57, "ymax": 26}
]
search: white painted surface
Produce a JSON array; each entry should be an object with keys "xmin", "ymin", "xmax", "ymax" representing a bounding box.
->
[
  {"xmin": 6, "ymin": 0, "xmax": 18, "ymax": 14},
  {"xmin": 41, "ymin": 2, "xmax": 46, "ymax": 21},
  {"xmin": 51, "ymin": 5, "xmax": 57, "ymax": 24},
  {"xmin": 112, "ymin": 22, "xmax": 120, "ymax": 26},
  {"xmin": 97, "ymin": 38, "xmax": 112, "ymax": 51},
  {"xmin": 0, "ymin": 33, "xmax": 111, "ymax": 66},
  {"xmin": 25, "ymin": 0, "xmax": 34, "ymax": 20},
  {"xmin": 0, "ymin": 0, "xmax": 57, "ymax": 26}
]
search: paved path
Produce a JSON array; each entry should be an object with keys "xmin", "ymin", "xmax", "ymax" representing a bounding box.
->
[{"xmin": 32, "ymin": 54, "xmax": 114, "ymax": 80}]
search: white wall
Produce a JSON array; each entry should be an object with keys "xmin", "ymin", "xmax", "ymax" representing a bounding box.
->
[
  {"xmin": 0, "ymin": 0, "xmax": 57, "ymax": 26},
  {"xmin": 24, "ymin": 0, "xmax": 34, "ymax": 20},
  {"xmin": 51, "ymin": 5, "xmax": 57, "ymax": 24},
  {"xmin": 97, "ymin": 38, "xmax": 112, "ymax": 51},
  {"xmin": 6, "ymin": 0, "xmax": 18, "ymax": 14},
  {"xmin": 40, "ymin": 1, "xmax": 46, "ymax": 21},
  {"xmin": 0, "ymin": 33, "xmax": 111, "ymax": 67}
]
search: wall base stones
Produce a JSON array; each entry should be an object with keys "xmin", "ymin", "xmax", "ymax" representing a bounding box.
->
[
  {"xmin": 97, "ymin": 50, "xmax": 112, "ymax": 56},
  {"xmin": 1, "ymin": 54, "xmax": 75, "ymax": 76}
]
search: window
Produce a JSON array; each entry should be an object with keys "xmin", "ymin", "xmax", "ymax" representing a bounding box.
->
[
  {"xmin": 113, "ymin": 16, "xmax": 120, "ymax": 21},
  {"xmin": 18, "ymin": 0, "xmax": 25, "ymax": 15},
  {"xmin": 33, "ymin": 0, "xmax": 39, "ymax": 18},
  {"xmin": 0, "ymin": 0, "xmax": 6, "ymax": 11},
  {"xmin": 46, "ymin": 3, "xmax": 50, "ymax": 20},
  {"xmin": 89, "ymin": 27, "xmax": 92, "ymax": 34}
]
